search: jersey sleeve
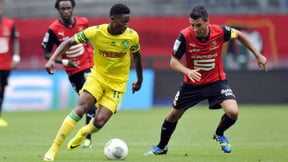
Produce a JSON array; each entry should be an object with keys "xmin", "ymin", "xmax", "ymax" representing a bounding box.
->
[
  {"xmin": 74, "ymin": 26, "xmax": 95, "ymax": 44},
  {"xmin": 42, "ymin": 29, "xmax": 59, "ymax": 52},
  {"xmin": 172, "ymin": 33, "xmax": 186, "ymax": 59},
  {"xmin": 130, "ymin": 30, "xmax": 140, "ymax": 53},
  {"xmin": 221, "ymin": 25, "xmax": 237, "ymax": 42}
]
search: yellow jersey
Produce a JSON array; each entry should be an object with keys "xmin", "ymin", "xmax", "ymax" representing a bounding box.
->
[{"xmin": 74, "ymin": 24, "xmax": 140, "ymax": 91}]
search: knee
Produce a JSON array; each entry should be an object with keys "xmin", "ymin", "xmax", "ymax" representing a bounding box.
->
[
  {"xmin": 93, "ymin": 118, "xmax": 105, "ymax": 128},
  {"xmin": 227, "ymin": 109, "xmax": 239, "ymax": 120},
  {"xmin": 166, "ymin": 110, "xmax": 183, "ymax": 122},
  {"xmin": 74, "ymin": 104, "xmax": 90, "ymax": 118}
]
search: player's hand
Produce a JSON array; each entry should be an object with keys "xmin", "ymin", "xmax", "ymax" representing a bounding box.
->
[
  {"xmin": 132, "ymin": 80, "xmax": 142, "ymax": 94},
  {"xmin": 187, "ymin": 69, "xmax": 201, "ymax": 82},
  {"xmin": 68, "ymin": 59, "xmax": 80, "ymax": 68},
  {"xmin": 11, "ymin": 61, "xmax": 19, "ymax": 70},
  {"xmin": 256, "ymin": 54, "xmax": 268, "ymax": 72},
  {"xmin": 45, "ymin": 60, "xmax": 56, "ymax": 75}
]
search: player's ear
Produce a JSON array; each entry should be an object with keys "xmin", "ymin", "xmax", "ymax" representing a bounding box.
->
[
  {"xmin": 110, "ymin": 16, "xmax": 115, "ymax": 20},
  {"xmin": 203, "ymin": 19, "xmax": 209, "ymax": 26}
]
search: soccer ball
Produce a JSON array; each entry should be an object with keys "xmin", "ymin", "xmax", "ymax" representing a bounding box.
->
[{"xmin": 104, "ymin": 138, "xmax": 128, "ymax": 160}]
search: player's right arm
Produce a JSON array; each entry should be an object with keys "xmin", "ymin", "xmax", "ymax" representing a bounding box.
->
[
  {"xmin": 42, "ymin": 29, "xmax": 79, "ymax": 68},
  {"xmin": 45, "ymin": 37, "xmax": 78, "ymax": 74},
  {"xmin": 45, "ymin": 25, "xmax": 95, "ymax": 74},
  {"xmin": 170, "ymin": 33, "xmax": 201, "ymax": 82}
]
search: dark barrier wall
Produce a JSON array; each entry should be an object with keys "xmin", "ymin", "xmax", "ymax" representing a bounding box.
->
[{"xmin": 153, "ymin": 70, "xmax": 288, "ymax": 105}]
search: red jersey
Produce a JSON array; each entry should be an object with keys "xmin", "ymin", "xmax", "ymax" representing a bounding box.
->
[
  {"xmin": 173, "ymin": 24, "xmax": 232, "ymax": 85},
  {"xmin": 0, "ymin": 17, "xmax": 18, "ymax": 70},
  {"xmin": 42, "ymin": 16, "xmax": 93, "ymax": 76}
]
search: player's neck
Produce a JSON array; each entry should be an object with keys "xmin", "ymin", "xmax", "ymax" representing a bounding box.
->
[
  {"xmin": 201, "ymin": 26, "xmax": 209, "ymax": 38},
  {"xmin": 196, "ymin": 27, "xmax": 210, "ymax": 42},
  {"xmin": 59, "ymin": 17, "xmax": 75, "ymax": 28},
  {"xmin": 107, "ymin": 25, "xmax": 121, "ymax": 35}
]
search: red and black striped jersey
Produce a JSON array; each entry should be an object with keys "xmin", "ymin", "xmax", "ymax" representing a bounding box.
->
[
  {"xmin": 0, "ymin": 17, "xmax": 19, "ymax": 70},
  {"xmin": 42, "ymin": 16, "xmax": 93, "ymax": 76},
  {"xmin": 173, "ymin": 24, "xmax": 232, "ymax": 85}
]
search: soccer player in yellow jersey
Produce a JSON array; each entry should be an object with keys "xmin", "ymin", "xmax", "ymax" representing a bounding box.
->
[{"xmin": 43, "ymin": 4, "xmax": 143, "ymax": 161}]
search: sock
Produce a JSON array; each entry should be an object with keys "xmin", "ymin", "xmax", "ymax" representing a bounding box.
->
[
  {"xmin": 0, "ymin": 97, "xmax": 2, "ymax": 117},
  {"xmin": 85, "ymin": 106, "xmax": 96, "ymax": 140},
  {"xmin": 0, "ymin": 87, "xmax": 4, "ymax": 117},
  {"xmin": 48, "ymin": 111, "xmax": 81, "ymax": 152},
  {"xmin": 157, "ymin": 119, "xmax": 178, "ymax": 149},
  {"xmin": 76, "ymin": 118, "xmax": 100, "ymax": 139},
  {"xmin": 216, "ymin": 114, "xmax": 236, "ymax": 136}
]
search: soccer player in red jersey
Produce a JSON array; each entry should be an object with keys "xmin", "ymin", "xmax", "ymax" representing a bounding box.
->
[
  {"xmin": 145, "ymin": 6, "xmax": 267, "ymax": 155},
  {"xmin": 0, "ymin": 3, "xmax": 20, "ymax": 127},
  {"xmin": 41, "ymin": 0, "xmax": 95, "ymax": 148}
]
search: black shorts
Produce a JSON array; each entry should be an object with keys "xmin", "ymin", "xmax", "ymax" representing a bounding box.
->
[
  {"xmin": 172, "ymin": 80, "xmax": 236, "ymax": 110},
  {"xmin": 0, "ymin": 70, "xmax": 10, "ymax": 88},
  {"xmin": 68, "ymin": 68, "xmax": 91, "ymax": 93}
]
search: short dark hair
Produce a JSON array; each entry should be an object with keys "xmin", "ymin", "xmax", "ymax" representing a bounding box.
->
[
  {"xmin": 55, "ymin": 0, "xmax": 75, "ymax": 9},
  {"xmin": 189, "ymin": 6, "xmax": 208, "ymax": 21},
  {"xmin": 109, "ymin": 4, "xmax": 130, "ymax": 17}
]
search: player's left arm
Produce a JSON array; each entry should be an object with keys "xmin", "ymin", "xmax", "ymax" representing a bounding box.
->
[
  {"xmin": 131, "ymin": 50, "xmax": 143, "ymax": 94},
  {"xmin": 11, "ymin": 24, "xmax": 20, "ymax": 69},
  {"xmin": 234, "ymin": 29, "xmax": 267, "ymax": 71},
  {"xmin": 130, "ymin": 31, "xmax": 143, "ymax": 93}
]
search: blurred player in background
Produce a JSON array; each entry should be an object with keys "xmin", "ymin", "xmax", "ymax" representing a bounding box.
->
[
  {"xmin": 43, "ymin": 3, "xmax": 143, "ymax": 161},
  {"xmin": 41, "ymin": 0, "xmax": 95, "ymax": 148},
  {"xmin": 0, "ymin": 3, "xmax": 20, "ymax": 127},
  {"xmin": 145, "ymin": 5, "xmax": 267, "ymax": 156}
]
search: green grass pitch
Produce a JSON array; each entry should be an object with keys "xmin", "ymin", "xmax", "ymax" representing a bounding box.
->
[{"xmin": 0, "ymin": 105, "xmax": 287, "ymax": 162}]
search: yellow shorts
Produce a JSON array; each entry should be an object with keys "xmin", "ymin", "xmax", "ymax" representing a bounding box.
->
[{"xmin": 80, "ymin": 74, "xmax": 125, "ymax": 113}]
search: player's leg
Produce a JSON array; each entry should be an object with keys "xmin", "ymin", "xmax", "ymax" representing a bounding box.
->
[
  {"xmin": 43, "ymin": 91, "xmax": 96, "ymax": 161},
  {"xmin": 145, "ymin": 83, "xmax": 200, "ymax": 156},
  {"xmin": 82, "ymin": 105, "xmax": 96, "ymax": 148},
  {"xmin": 81, "ymin": 69, "xmax": 97, "ymax": 148},
  {"xmin": 0, "ymin": 70, "xmax": 10, "ymax": 127},
  {"xmin": 69, "ymin": 69, "xmax": 96, "ymax": 148},
  {"xmin": 217, "ymin": 99, "xmax": 238, "ymax": 135},
  {"xmin": 144, "ymin": 108, "xmax": 185, "ymax": 156},
  {"xmin": 67, "ymin": 86, "xmax": 122, "ymax": 151},
  {"xmin": 208, "ymin": 80, "xmax": 238, "ymax": 153},
  {"xmin": 67, "ymin": 105, "xmax": 112, "ymax": 150},
  {"xmin": 213, "ymin": 99, "xmax": 238, "ymax": 153}
]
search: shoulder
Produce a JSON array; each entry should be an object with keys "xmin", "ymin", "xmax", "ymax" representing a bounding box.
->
[
  {"xmin": 209, "ymin": 24, "xmax": 224, "ymax": 33},
  {"xmin": 75, "ymin": 16, "xmax": 89, "ymax": 25},
  {"xmin": 180, "ymin": 26, "xmax": 193, "ymax": 35},
  {"xmin": 127, "ymin": 27, "xmax": 137, "ymax": 34},
  {"xmin": 126, "ymin": 27, "xmax": 139, "ymax": 36},
  {"xmin": 2, "ymin": 17, "xmax": 14, "ymax": 25},
  {"xmin": 48, "ymin": 19, "xmax": 62, "ymax": 31},
  {"xmin": 81, "ymin": 24, "xmax": 105, "ymax": 38},
  {"xmin": 85, "ymin": 24, "xmax": 107, "ymax": 33},
  {"xmin": 97, "ymin": 24, "xmax": 108, "ymax": 29}
]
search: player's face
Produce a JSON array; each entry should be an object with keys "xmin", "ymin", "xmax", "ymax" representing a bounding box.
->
[
  {"xmin": 58, "ymin": 1, "xmax": 73, "ymax": 21},
  {"xmin": 110, "ymin": 14, "xmax": 130, "ymax": 35},
  {"xmin": 189, "ymin": 17, "xmax": 208, "ymax": 38}
]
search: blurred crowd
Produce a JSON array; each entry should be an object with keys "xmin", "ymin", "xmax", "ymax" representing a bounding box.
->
[{"xmin": 2, "ymin": 0, "xmax": 288, "ymax": 18}]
